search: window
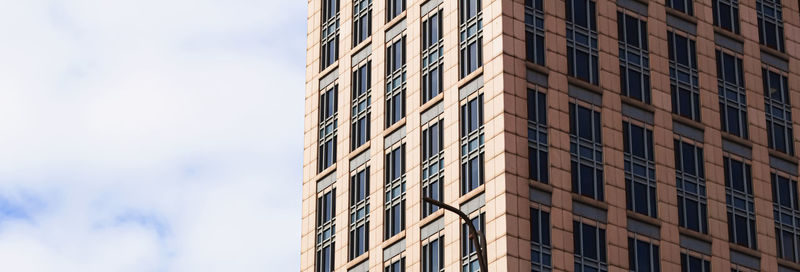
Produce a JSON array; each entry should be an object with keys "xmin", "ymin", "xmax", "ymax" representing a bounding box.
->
[
  {"xmin": 316, "ymin": 188, "xmax": 336, "ymax": 272},
  {"xmin": 422, "ymin": 236, "xmax": 444, "ymax": 272},
  {"xmin": 386, "ymin": 0, "xmax": 405, "ymax": 21},
  {"xmin": 756, "ymin": 0, "xmax": 784, "ymax": 52},
  {"xmin": 528, "ymin": 89, "xmax": 548, "ymax": 183},
  {"xmin": 713, "ymin": 0, "xmax": 740, "ymax": 34},
  {"xmin": 674, "ymin": 138, "xmax": 707, "ymax": 234},
  {"xmin": 623, "ymin": 120, "xmax": 656, "ymax": 218},
  {"xmin": 724, "ymin": 156, "xmax": 756, "ymax": 249},
  {"xmin": 763, "ymin": 67, "xmax": 794, "ymax": 155},
  {"xmin": 618, "ymin": 11, "xmax": 650, "ymax": 103},
  {"xmin": 349, "ymin": 166, "xmax": 369, "ymax": 260},
  {"xmin": 573, "ymin": 220, "xmax": 607, "ymax": 272},
  {"xmin": 462, "ymin": 213, "xmax": 485, "ymax": 272},
  {"xmin": 319, "ymin": 85, "xmax": 338, "ymax": 172},
  {"xmin": 530, "ymin": 207, "xmax": 552, "ymax": 272},
  {"xmin": 422, "ymin": 9, "xmax": 444, "ymax": 104},
  {"xmin": 566, "ymin": 0, "xmax": 599, "ymax": 84},
  {"xmin": 667, "ymin": 0, "xmax": 693, "ymax": 15},
  {"xmin": 320, "ymin": 0, "xmax": 339, "ymax": 70},
  {"xmin": 461, "ymin": 94, "xmax": 485, "ymax": 195},
  {"xmin": 352, "ymin": 61, "xmax": 371, "ymax": 150},
  {"xmin": 628, "ymin": 236, "xmax": 660, "ymax": 272},
  {"xmin": 668, "ymin": 31, "xmax": 700, "ymax": 121},
  {"xmin": 716, "ymin": 50, "xmax": 748, "ymax": 138},
  {"xmin": 385, "ymin": 143, "xmax": 406, "ymax": 239},
  {"xmin": 681, "ymin": 252, "xmax": 710, "ymax": 272},
  {"xmin": 773, "ymin": 172, "xmax": 800, "ymax": 262},
  {"xmin": 353, "ymin": 0, "xmax": 372, "ymax": 46},
  {"xmin": 385, "ymin": 257, "xmax": 406, "ymax": 272},
  {"xmin": 525, "ymin": 0, "xmax": 545, "ymax": 65},
  {"xmin": 386, "ymin": 36, "xmax": 406, "ymax": 127},
  {"xmin": 570, "ymin": 101, "xmax": 603, "ymax": 200},
  {"xmin": 459, "ymin": 0, "xmax": 483, "ymax": 78},
  {"xmin": 421, "ymin": 118, "xmax": 444, "ymax": 217}
]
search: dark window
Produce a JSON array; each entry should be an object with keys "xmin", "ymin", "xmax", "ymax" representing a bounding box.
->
[
  {"xmin": 623, "ymin": 121, "xmax": 657, "ymax": 218},
  {"xmin": 320, "ymin": 0, "xmax": 339, "ymax": 70},
  {"xmin": 349, "ymin": 167, "xmax": 369, "ymax": 260},
  {"xmin": 756, "ymin": 0, "xmax": 784, "ymax": 52},
  {"xmin": 525, "ymin": 0, "xmax": 546, "ymax": 65},
  {"xmin": 422, "ymin": 119, "xmax": 444, "ymax": 218},
  {"xmin": 681, "ymin": 253, "xmax": 710, "ymax": 272},
  {"xmin": 353, "ymin": 0, "xmax": 372, "ymax": 46},
  {"xmin": 716, "ymin": 50, "xmax": 748, "ymax": 139},
  {"xmin": 573, "ymin": 221, "xmax": 607, "ymax": 272},
  {"xmin": 674, "ymin": 139, "xmax": 708, "ymax": 233},
  {"xmin": 763, "ymin": 68, "xmax": 794, "ymax": 155},
  {"xmin": 628, "ymin": 237, "xmax": 660, "ymax": 272},
  {"xmin": 385, "ymin": 257, "xmax": 405, "ymax": 272},
  {"xmin": 459, "ymin": 0, "xmax": 483, "ymax": 78},
  {"xmin": 386, "ymin": 36, "xmax": 406, "ymax": 127},
  {"xmin": 352, "ymin": 61, "xmax": 371, "ymax": 150},
  {"xmin": 531, "ymin": 207, "xmax": 552, "ymax": 272},
  {"xmin": 618, "ymin": 11, "xmax": 650, "ymax": 103},
  {"xmin": 713, "ymin": 0, "xmax": 740, "ymax": 33},
  {"xmin": 386, "ymin": 0, "xmax": 405, "ymax": 21},
  {"xmin": 385, "ymin": 144, "xmax": 406, "ymax": 239},
  {"xmin": 461, "ymin": 94, "xmax": 485, "ymax": 195},
  {"xmin": 724, "ymin": 157, "xmax": 756, "ymax": 249},
  {"xmin": 462, "ymin": 213, "xmax": 485, "ymax": 272},
  {"xmin": 319, "ymin": 85, "xmax": 338, "ymax": 172},
  {"xmin": 422, "ymin": 9, "xmax": 444, "ymax": 103},
  {"xmin": 422, "ymin": 236, "xmax": 444, "ymax": 272},
  {"xmin": 566, "ymin": 0, "xmax": 598, "ymax": 84},
  {"xmin": 570, "ymin": 102, "xmax": 603, "ymax": 200},
  {"xmin": 316, "ymin": 188, "xmax": 336, "ymax": 272},
  {"xmin": 528, "ymin": 89, "xmax": 548, "ymax": 184},
  {"xmin": 668, "ymin": 31, "xmax": 700, "ymax": 121},
  {"xmin": 773, "ymin": 173, "xmax": 800, "ymax": 262},
  {"xmin": 667, "ymin": 0, "xmax": 693, "ymax": 15}
]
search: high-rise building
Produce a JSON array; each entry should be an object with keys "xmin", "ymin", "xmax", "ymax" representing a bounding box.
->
[{"xmin": 301, "ymin": 0, "xmax": 800, "ymax": 271}]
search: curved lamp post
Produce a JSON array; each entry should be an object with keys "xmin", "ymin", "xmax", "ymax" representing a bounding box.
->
[{"xmin": 422, "ymin": 197, "xmax": 488, "ymax": 272}]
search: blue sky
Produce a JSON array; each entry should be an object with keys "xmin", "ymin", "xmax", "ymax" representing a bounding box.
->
[{"xmin": 0, "ymin": 1, "xmax": 306, "ymax": 271}]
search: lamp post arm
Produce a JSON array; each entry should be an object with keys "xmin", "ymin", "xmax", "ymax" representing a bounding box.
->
[{"xmin": 422, "ymin": 197, "xmax": 488, "ymax": 272}]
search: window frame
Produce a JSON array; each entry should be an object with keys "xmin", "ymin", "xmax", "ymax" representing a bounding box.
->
[
  {"xmin": 569, "ymin": 100, "xmax": 604, "ymax": 201},
  {"xmin": 460, "ymin": 93, "xmax": 485, "ymax": 195},
  {"xmin": 723, "ymin": 155, "xmax": 757, "ymax": 249},
  {"xmin": 422, "ymin": 234, "xmax": 445, "ymax": 272},
  {"xmin": 573, "ymin": 218, "xmax": 607, "ymax": 272},
  {"xmin": 319, "ymin": 84, "xmax": 338, "ymax": 172},
  {"xmin": 756, "ymin": 0, "xmax": 785, "ymax": 52},
  {"xmin": 384, "ymin": 142, "xmax": 406, "ymax": 240},
  {"xmin": 566, "ymin": 0, "xmax": 599, "ymax": 85},
  {"xmin": 617, "ymin": 10, "xmax": 651, "ymax": 104},
  {"xmin": 528, "ymin": 87, "xmax": 549, "ymax": 184},
  {"xmin": 763, "ymin": 66, "xmax": 794, "ymax": 155},
  {"xmin": 459, "ymin": 0, "xmax": 483, "ymax": 78},
  {"xmin": 716, "ymin": 48, "xmax": 748, "ymax": 139},
  {"xmin": 320, "ymin": 0, "xmax": 340, "ymax": 71},
  {"xmin": 530, "ymin": 205, "xmax": 552, "ymax": 272},
  {"xmin": 628, "ymin": 234, "xmax": 660, "ymax": 272},
  {"xmin": 316, "ymin": 187, "xmax": 337, "ymax": 272},
  {"xmin": 525, "ymin": 0, "xmax": 546, "ymax": 66},
  {"xmin": 712, "ymin": 0, "xmax": 740, "ymax": 34},
  {"xmin": 349, "ymin": 165, "xmax": 370, "ymax": 260},
  {"xmin": 386, "ymin": 35, "xmax": 407, "ymax": 128},
  {"xmin": 668, "ymin": 30, "xmax": 700, "ymax": 121},
  {"xmin": 421, "ymin": 117, "xmax": 444, "ymax": 218},
  {"xmin": 421, "ymin": 8, "xmax": 444, "ymax": 104},
  {"xmin": 623, "ymin": 118, "xmax": 657, "ymax": 218},
  {"xmin": 351, "ymin": 60, "xmax": 372, "ymax": 151},
  {"xmin": 674, "ymin": 136, "xmax": 708, "ymax": 234}
]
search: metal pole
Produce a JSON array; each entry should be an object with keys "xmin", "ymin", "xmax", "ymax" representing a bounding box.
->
[{"xmin": 422, "ymin": 197, "xmax": 488, "ymax": 272}]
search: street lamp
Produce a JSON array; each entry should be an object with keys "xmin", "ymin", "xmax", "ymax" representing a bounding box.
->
[{"xmin": 422, "ymin": 197, "xmax": 488, "ymax": 272}]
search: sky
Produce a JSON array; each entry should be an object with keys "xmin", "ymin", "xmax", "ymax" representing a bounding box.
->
[{"xmin": 0, "ymin": 1, "xmax": 306, "ymax": 271}]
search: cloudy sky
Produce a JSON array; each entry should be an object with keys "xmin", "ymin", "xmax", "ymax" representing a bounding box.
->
[{"xmin": 0, "ymin": 1, "xmax": 305, "ymax": 271}]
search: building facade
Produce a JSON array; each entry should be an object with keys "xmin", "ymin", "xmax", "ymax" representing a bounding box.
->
[{"xmin": 301, "ymin": 0, "xmax": 800, "ymax": 271}]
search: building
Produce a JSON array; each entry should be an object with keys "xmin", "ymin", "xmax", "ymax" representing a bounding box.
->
[{"xmin": 301, "ymin": 0, "xmax": 800, "ymax": 271}]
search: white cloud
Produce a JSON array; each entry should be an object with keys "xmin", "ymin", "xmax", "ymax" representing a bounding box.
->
[{"xmin": 0, "ymin": 0, "xmax": 305, "ymax": 271}]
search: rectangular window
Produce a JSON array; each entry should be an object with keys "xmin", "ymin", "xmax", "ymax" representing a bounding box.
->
[
  {"xmin": 352, "ymin": 61, "xmax": 371, "ymax": 150},
  {"xmin": 713, "ymin": 0, "xmax": 740, "ymax": 33},
  {"xmin": 531, "ymin": 206, "xmax": 552, "ymax": 272},
  {"xmin": 385, "ymin": 143, "xmax": 406, "ymax": 239},
  {"xmin": 763, "ymin": 67, "xmax": 794, "ymax": 155},
  {"xmin": 461, "ymin": 213, "xmax": 485, "ymax": 272},
  {"xmin": 618, "ymin": 11, "xmax": 650, "ymax": 103},
  {"xmin": 628, "ymin": 236, "xmax": 660, "ymax": 272},
  {"xmin": 623, "ymin": 120, "xmax": 656, "ymax": 217},
  {"xmin": 756, "ymin": 0, "xmax": 784, "ymax": 52},
  {"xmin": 349, "ymin": 166, "xmax": 369, "ymax": 260},
  {"xmin": 422, "ymin": 236, "xmax": 444, "ymax": 272},
  {"xmin": 566, "ymin": 0, "xmax": 599, "ymax": 84},
  {"xmin": 667, "ymin": 0, "xmax": 694, "ymax": 15},
  {"xmin": 386, "ymin": 0, "xmax": 406, "ymax": 21},
  {"xmin": 320, "ymin": 0, "xmax": 339, "ymax": 70},
  {"xmin": 724, "ymin": 156, "xmax": 756, "ymax": 249},
  {"xmin": 422, "ymin": 9, "xmax": 444, "ymax": 104},
  {"xmin": 573, "ymin": 220, "xmax": 607, "ymax": 272},
  {"xmin": 316, "ymin": 188, "xmax": 336, "ymax": 272},
  {"xmin": 773, "ymin": 172, "xmax": 800, "ymax": 262},
  {"xmin": 386, "ymin": 36, "xmax": 406, "ymax": 127},
  {"xmin": 421, "ymin": 118, "xmax": 444, "ymax": 218},
  {"xmin": 570, "ymin": 101, "xmax": 603, "ymax": 200},
  {"xmin": 668, "ymin": 31, "xmax": 700, "ymax": 121},
  {"xmin": 319, "ymin": 85, "xmax": 338, "ymax": 172},
  {"xmin": 461, "ymin": 94, "xmax": 485, "ymax": 195},
  {"xmin": 353, "ymin": 0, "xmax": 372, "ymax": 46},
  {"xmin": 385, "ymin": 257, "xmax": 406, "ymax": 272},
  {"xmin": 675, "ymin": 138, "xmax": 708, "ymax": 234},
  {"xmin": 716, "ymin": 49, "xmax": 748, "ymax": 139},
  {"xmin": 681, "ymin": 252, "xmax": 710, "ymax": 272},
  {"xmin": 459, "ymin": 0, "xmax": 483, "ymax": 78},
  {"xmin": 528, "ymin": 89, "xmax": 548, "ymax": 184},
  {"xmin": 525, "ymin": 0, "xmax": 545, "ymax": 65}
]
